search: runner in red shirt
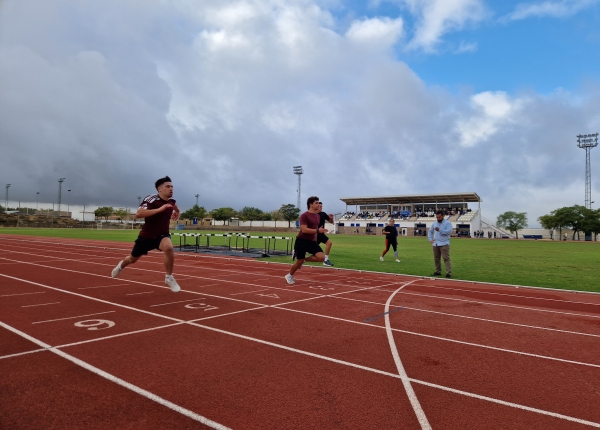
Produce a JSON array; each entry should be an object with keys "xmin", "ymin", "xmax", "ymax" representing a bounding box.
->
[
  {"xmin": 111, "ymin": 176, "xmax": 182, "ymax": 292},
  {"xmin": 285, "ymin": 196, "xmax": 327, "ymax": 285}
]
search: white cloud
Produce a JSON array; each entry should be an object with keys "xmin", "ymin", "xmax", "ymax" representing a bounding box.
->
[
  {"xmin": 502, "ymin": 0, "xmax": 599, "ymax": 21},
  {"xmin": 345, "ymin": 16, "xmax": 404, "ymax": 47},
  {"xmin": 455, "ymin": 91, "xmax": 524, "ymax": 147},
  {"xmin": 400, "ymin": 0, "xmax": 487, "ymax": 51}
]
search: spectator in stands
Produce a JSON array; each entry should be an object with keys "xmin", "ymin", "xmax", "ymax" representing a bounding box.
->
[{"xmin": 428, "ymin": 210, "xmax": 452, "ymax": 278}]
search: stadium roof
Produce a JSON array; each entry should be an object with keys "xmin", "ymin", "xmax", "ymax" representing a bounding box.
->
[{"xmin": 339, "ymin": 192, "xmax": 481, "ymax": 206}]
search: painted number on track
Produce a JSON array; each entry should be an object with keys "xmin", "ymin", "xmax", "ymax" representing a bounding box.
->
[
  {"xmin": 184, "ymin": 302, "xmax": 218, "ymax": 311},
  {"xmin": 74, "ymin": 319, "xmax": 115, "ymax": 331}
]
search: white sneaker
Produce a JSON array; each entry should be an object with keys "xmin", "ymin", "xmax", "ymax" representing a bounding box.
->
[
  {"xmin": 395, "ymin": 259, "xmax": 401, "ymax": 263},
  {"xmin": 380, "ymin": 257, "xmax": 384, "ymax": 261},
  {"xmin": 111, "ymin": 262, "xmax": 123, "ymax": 278},
  {"xmin": 165, "ymin": 276, "xmax": 181, "ymax": 292},
  {"xmin": 285, "ymin": 274, "xmax": 295, "ymax": 285}
]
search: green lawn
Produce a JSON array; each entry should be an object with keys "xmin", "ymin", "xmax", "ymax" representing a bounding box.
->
[{"xmin": 1, "ymin": 228, "xmax": 598, "ymax": 293}]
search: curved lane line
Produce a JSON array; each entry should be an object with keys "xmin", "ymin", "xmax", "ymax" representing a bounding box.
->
[{"xmin": 384, "ymin": 280, "xmax": 432, "ymax": 430}]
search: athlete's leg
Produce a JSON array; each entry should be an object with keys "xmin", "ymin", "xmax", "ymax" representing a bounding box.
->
[
  {"xmin": 324, "ymin": 240, "xmax": 332, "ymax": 258},
  {"xmin": 305, "ymin": 252, "xmax": 325, "ymax": 263},
  {"xmin": 381, "ymin": 239, "xmax": 390, "ymax": 257},
  {"xmin": 159, "ymin": 237, "xmax": 175, "ymax": 275}
]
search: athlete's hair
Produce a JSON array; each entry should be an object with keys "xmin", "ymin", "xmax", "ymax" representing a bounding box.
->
[
  {"xmin": 155, "ymin": 176, "xmax": 172, "ymax": 190},
  {"xmin": 389, "ymin": 218, "xmax": 395, "ymax": 223},
  {"xmin": 435, "ymin": 210, "xmax": 444, "ymax": 216},
  {"xmin": 318, "ymin": 201, "xmax": 323, "ymax": 205},
  {"xmin": 307, "ymin": 196, "xmax": 319, "ymax": 209}
]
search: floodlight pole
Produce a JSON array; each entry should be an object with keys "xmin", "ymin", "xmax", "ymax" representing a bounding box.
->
[
  {"xmin": 57, "ymin": 178, "xmax": 65, "ymax": 214},
  {"xmin": 67, "ymin": 189, "xmax": 71, "ymax": 217},
  {"xmin": 195, "ymin": 194, "xmax": 199, "ymax": 206},
  {"xmin": 36, "ymin": 192, "xmax": 40, "ymax": 210},
  {"xmin": 137, "ymin": 195, "xmax": 141, "ymax": 206},
  {"xmin": 577, "ymin": 133, "xmax": 599, "ymax": 209},
  {"xmin": 4, "ymin": 184, "xmax": 10, "ymax": 211},
  {"xmin": 293, "ymin": 166, "xmax": 303, "ymax": 211}
]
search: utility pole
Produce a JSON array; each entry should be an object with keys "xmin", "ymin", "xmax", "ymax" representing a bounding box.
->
[
  {"xmin": 293, "ymin": 166, "xmax": 303, "ymax": 211},
  {"xmin": 577, "ymin": 133, "xmax": 599, "ymax": 209}
]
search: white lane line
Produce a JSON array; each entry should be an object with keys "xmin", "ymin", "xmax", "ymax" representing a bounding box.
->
[
  {"xmin": 1, "ymin": 267, "xmax": 600, "ymax": 426},
  {"xmin": 412, "ymin": 283, "xmax": 600, "ymax": 307},
  {"xmin": 383, "ymin": 280, "xmax": 431, "ymax": 429},
  {"xmin": 125, "ymin": 291, "xmax": 154, "ymax": 296},
  {"xmin": 395, "ymin": 289, "xmax": 600, "ymax": 319},
  {"xmin": 0, "ymin": 321, "xmax": 231, "ymax": 430},
  {"xmin": 0, "ymin": 292, "xmax": 45, "ymax": 297},
  {"xmin": 412, "ymin": 378, "xmax": 600, "ymax": 428},
  {"xmin": 32, "ymin": 311, "xmax": 116, "ymax": 324},
  {"xmin": 229, "ymin": 289, "xmax": 271, "ymax": 296},
  {"xmin": 339, "ymin": 296, "xmax": 600, "ymax": 338},
  {"xmin": 22, "ymin": 302, "xmax": 60, "ymax": 308},
  {"xmin": 78, "ymin": 283, "xmax": 132, "ymax": 290}
]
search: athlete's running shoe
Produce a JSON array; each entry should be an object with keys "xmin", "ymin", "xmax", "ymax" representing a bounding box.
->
[
  {"xmin": 380, "ymin": 257, "xmax": 384, "ymax": 261},
  {"xmin": 111, "ymin": 262, "xmax": 123, "ymax": 278},
  {"xmin": 395, "ymin": 259, "xmax": 401, "ymax": 263},
  {"xmin": 323, "ymin": 260, "xmax": 334, "ymax": 267},
  {"xmin": 165, "ymin": 275, "xmax": 181, "ymax": 292},
  {"xmin": 285, "ymin": 274, "xmax": 295, "ymax": 285}
]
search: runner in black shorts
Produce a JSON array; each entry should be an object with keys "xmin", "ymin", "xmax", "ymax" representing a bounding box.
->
[
  {"xmin": 111, "ymin": 176, "xmax": 182, "ymax": 292},
  {"xmin": 380, "ymin": 218, "xmax": 400, "ymax": 262},
  {"xmin": 285, "ymin": 196, "xmax": 327, "ymax": 285},
  {"xmin": 317, "ymin": 201, "xmax": 334, "ymax": 267}
]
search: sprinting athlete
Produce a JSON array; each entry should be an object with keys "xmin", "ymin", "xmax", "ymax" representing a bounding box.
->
[
  {"xmin": 111, "ymin": 176, "xmax": 181, "ymax": 292},
  {"xmin": 380, "ymin": 218, "xmax": 400, "ymax": 262},
  {"xmin": 285, "ymin": 196, "xmax": 327, "ymax": 285},
  {"xmin": 317, "ymin": 201, "xmax": 334, "ymax": 267}
]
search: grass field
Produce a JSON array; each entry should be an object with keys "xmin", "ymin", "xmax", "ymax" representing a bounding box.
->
[{"xmin": 1, "ymin": 228, "xmax": 599, "ymax": 293}]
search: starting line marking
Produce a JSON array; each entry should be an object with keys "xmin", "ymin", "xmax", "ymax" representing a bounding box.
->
[
  {"xmin": 125, "ymin": 291, "xmax": 154, "ymax": 296},
  {"xmin": 0, "ymin": 292, "xmax": 45, "ymax": 297}
]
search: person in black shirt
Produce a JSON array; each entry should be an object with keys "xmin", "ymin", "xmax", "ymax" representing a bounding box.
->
[
  {"xmin": 317, "ymin": 202, "xmax": 334, "ymax": 266},
  {"xmin": 380, "ymin": 218, "xmax": 400, "ymax": 262}
]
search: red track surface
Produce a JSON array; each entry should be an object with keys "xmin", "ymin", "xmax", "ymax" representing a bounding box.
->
[{"xmin": 1, "ymin": 234, "xmax": 599, "ymax": 429}]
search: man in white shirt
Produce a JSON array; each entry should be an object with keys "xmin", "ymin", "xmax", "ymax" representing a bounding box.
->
[{"xmin": 428, "ymin": 210, "xmax": 453, "ymax": 278}]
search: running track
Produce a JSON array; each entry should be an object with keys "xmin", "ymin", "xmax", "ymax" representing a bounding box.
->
[{"xmin": 1, "ymin": 234, "xmax": 599, "ymax": 429}]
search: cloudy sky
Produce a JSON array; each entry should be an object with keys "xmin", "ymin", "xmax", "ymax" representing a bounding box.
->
[{"xmin": 1, "ymin": 0, "xmax": 600, "ymax": 226}]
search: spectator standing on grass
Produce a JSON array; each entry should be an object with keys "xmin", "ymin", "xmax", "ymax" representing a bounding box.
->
[
  {"xmin": 428, "ymin": 210, "xmax": 452, "ymax": 278},
  {"xmin": 380, "ymin": 218, "xmax": 400, "ymax": 262},
  {"xmin": 111, "ymin": 176, "xmax": 181, "ymax": 292},
  {"xmin": 317, "ymin": 202, "xmax": 335, "ymax": 266},
  {"xmin": 285, "ymin": 196, "xmax": 327, "ymax": 285}
]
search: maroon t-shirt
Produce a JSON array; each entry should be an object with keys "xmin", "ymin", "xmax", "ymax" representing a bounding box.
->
[
  {"xmin": 297, "ymin": 211, "xmax": 320, "ymax": 241},
  {"xmin": 138, "ymin": 194, "xmax": 175, "ymax": 238}
]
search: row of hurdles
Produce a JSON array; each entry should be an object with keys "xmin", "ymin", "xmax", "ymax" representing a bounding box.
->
[{"xmin": 172, "ymin": 233, "xmax": 294, "ymax": 256}]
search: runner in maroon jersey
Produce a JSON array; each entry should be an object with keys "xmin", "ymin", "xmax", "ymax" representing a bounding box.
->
[
  {"xmin": 111, "ymin": 176, "xmax": 182, "ymax": 292},
  {"xmin": 285, "ymin": 196, "xmax": 327, "ymax": 285}
]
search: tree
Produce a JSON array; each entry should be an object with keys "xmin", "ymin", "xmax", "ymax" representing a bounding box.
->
[
  {"xmin": 94, "ymin": 206, "xmax": 114, "ymax": 221},
  {"xmin": 279, "ymin": 204, "xmax": 300, "ymax": 228},
  {"xmin": 239, "ymin": 206, "xmax": 264, "ymax": 226},
  {"xmin": 210, "ymin": 207, "xmax": 237, "ymax": 225},
  {"xmin": 496, "ymin": 211, "xmax": 527, "ymax": 239},
  {"xmin": 537, "ymin": 214, "xmax": 557, "ymax": 240},
  {"xmin": 113, "ymin": 208, "xmax": 130, "ymax": 223},
  {"xmin": 180, "ymin": 204, "xmax": 207, "ymax": 220}
]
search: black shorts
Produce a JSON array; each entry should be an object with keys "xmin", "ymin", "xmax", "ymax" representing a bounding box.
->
[
  {"xmin": 131, "ymin": 234, "xmax": 171, "ymax": 258},
  {"xmin": 317, "ymin": 233, "xmax": 330, "ymax": 244},
  {"xmin": 384, "ymin": 238, "xmax": 398, "ymax": 252},
  {"xmin": 294, "ymin": 237, "xmax": 323, "ymax": 260}
]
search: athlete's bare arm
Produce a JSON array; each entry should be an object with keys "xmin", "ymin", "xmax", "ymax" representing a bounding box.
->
[
  {"xmin": 135, "ymin": 204, "xmax": 172, "ymax": 219},
  {"xmin": 300, "ymin": 224, "xmax": 328, "ymax": 234}
]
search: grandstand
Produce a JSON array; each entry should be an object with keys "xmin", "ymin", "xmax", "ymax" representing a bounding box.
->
[{"xmin": 338, "ymin": 192, "xmax": 486, "ymax": 237}]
